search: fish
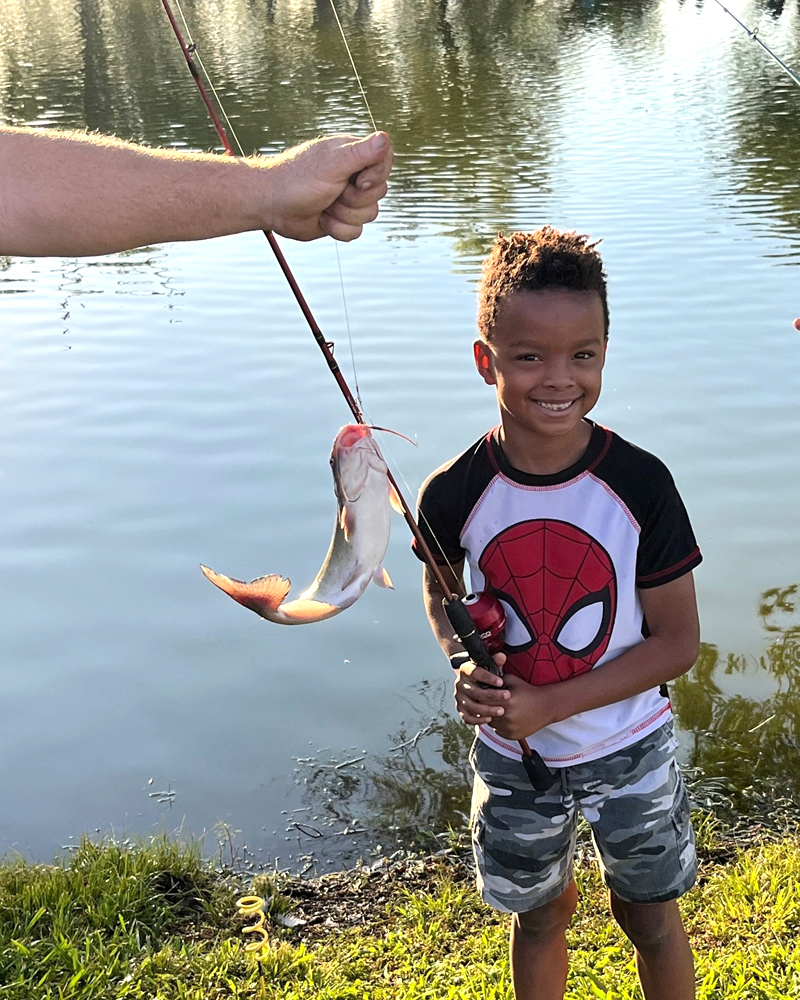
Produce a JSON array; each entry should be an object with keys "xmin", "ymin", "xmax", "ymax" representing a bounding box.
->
[{"xmin": 200, "ymin": 424, "xmax": 403, "ymax": 624}]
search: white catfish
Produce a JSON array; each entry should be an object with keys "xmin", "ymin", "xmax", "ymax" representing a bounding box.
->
[{"xmin": 201, "ymin": 424, "xmax": 402, "ymax": 624}]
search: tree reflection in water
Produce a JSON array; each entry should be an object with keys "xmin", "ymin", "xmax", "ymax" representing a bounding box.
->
[
  {"xmin": 674, "ymin": 583, "xmax": 800, "ymax": 817},
  {"xmin": 294, "ymin": 584, "xmax": 800, "ymax": 863},
  {"xmin": 293, "ymin": 679, "xmax": 474, "ymax": 867}
]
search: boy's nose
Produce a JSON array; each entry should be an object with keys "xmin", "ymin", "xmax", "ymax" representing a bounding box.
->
[{"xmin": 542, "ymin": 362, "xmax": 575, "ymax": 389}]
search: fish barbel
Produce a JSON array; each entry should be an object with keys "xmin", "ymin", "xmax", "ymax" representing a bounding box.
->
[{"xmin": 201, "ymin": 424, "xmax": 402, "ymax": 624}]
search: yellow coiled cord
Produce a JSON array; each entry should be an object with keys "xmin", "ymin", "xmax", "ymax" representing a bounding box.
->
[{"xmin": 236, "ymin": 895, "xmax": 269, "ymax": 953}]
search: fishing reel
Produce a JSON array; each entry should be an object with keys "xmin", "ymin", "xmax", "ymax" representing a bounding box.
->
[{"xmin": 462, "ymin": 591, "xmax": 507, "ymax": 655}]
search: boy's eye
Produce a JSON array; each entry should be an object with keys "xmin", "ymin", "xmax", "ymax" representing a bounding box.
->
[
  {"xmin": 516, "ymin": 353, "xmax": 541, "ymax": 362},
  {"xmin": 575, "ymin": 351, "xmax": 594, "ymax": 360}
]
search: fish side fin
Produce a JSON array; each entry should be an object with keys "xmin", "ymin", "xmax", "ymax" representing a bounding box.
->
[
  {"xmin": 200, "ymin": 565, "xmax": 291, "ymax": 618},
  {"xmin": 279, "ymin": 599, "xmax": 340, "ymax": 623},
  {"xmin": 373, "ymin": 566, "xmax": 394, "ymax": 590},
  {"xmin": 340, "ymin": 505, "xmax": 354, "ymax": 542},
  {"xmin": 388, "ymin": 485, "xmax": 405, "ymax": 514}
]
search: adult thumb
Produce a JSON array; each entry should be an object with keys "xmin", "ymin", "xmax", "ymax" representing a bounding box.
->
[{"xmin": 345, "ymin": 131, "xmax": 390, "ymax": 172}]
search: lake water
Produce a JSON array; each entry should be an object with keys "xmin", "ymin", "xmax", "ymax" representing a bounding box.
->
[{"xmin": 1, "ymin": 0, "xmax": 800, "ymax": 869}]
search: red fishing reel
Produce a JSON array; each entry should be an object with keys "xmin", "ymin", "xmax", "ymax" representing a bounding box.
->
[{"xmin": 463, "ymin": 591, "xmax": 506, "ymax": 654}]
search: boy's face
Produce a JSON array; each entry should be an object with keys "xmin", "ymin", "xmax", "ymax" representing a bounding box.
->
[{"xmin": 474, "ymin": 288, "xmax": 607, "ymax": 444}]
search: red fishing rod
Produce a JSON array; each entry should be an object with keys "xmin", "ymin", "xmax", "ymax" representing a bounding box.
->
[{"xmin": 158, "ymin": 0, "xmax": 552, "ymax": 791}]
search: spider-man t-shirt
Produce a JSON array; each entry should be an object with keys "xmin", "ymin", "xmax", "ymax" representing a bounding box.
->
[{"xmin": 414, "ymin": 422, "xmax": 702, "ymax": 767}]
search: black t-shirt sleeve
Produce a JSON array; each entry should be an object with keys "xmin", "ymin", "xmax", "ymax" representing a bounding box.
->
[
  {"xmin": 635, "ymin": 463, "xmax": 702, "ymax": 589},
  {"xmin": 412, "ymin": 464, "xmax": 466, "ymax": 566}
]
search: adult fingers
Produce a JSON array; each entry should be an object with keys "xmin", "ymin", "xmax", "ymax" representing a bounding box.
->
[
  {"xmin": 342, "ymin": 132, "xmax": 393, "ymax": 187},
  {"xmin": 335, "ymin": 178, "xmax": 389, "ymax": 211},
  {"xmin": 319, "ymin": 213, "xmax": 363, "ymax": 243},
  {"xmin": 324, "ymin": 198, "xmax": 380, "ymax": 229}
]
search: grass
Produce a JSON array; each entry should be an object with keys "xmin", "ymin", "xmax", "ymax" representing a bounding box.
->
[{"xmin": 1, "ymin": 823, "xmax": 799, "ymax": 999}]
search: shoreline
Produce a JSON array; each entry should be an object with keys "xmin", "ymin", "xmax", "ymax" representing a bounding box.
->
[{"xmin": 2, "ymin": 807, "xmax": 799, "ymax": 998}]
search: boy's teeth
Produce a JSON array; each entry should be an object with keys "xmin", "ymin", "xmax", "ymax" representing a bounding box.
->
[{"xmin": 539, "ymin": 401, "xmax": 573, "ymax": 411}]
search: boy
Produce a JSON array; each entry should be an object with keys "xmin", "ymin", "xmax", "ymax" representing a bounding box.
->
[{"xmin": 415, "ymin": 228, "xmax": 701, "ymax": 1000}]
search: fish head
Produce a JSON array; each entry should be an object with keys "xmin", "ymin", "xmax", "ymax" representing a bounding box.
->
[{"xmin": 330, "ymin": 424, "xmax": 389, "ymax": 502}]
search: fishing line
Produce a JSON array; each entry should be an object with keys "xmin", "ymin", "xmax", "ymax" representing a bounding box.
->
[
  {"xmin": 328, "ymin": 0, "xmax": 378, "ymax": 133},
  {"xmin": 158, "ymin": 0, "xmax": 452, "ymax": 591},
  {"xmin": 713, "ymin": 0, "xmax": 800, "ymax": 90},
  {"xmin": 325, "ymin": 9, "xmax": 464, "ymax": 585},
  {"xmin": 327, "ymin": 0, "xmax": 380, "ymax": 424},
  {"xmin": 159, "ymin": 0, "xmax": 553, "ymax": 791},
  {"xmin": 172, "ymin": 0, "xmax": 247, "ymax": 155},
  {"xmin": 334, "ymin": 242, "xmax": 365, "ymax": 415}
]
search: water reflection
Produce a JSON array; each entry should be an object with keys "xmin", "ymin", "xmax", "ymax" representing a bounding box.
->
[
  {"xmin": 673, "ymin": 582, "xmax": 800, "ymax": 811},
  {"xmin": 290, "ymin": 680, "xmax": 473, "ymax": 868},
  {"xmin": 293, "ymin": 583, "xmax": 800, "ymax": 862},
  {"xmin": 8, "ymin": 0, "xmax": 799, "ymax": 252},
  {"xmin": 3, "ymin": 0, "xmax": 800, "ymax": 864}
]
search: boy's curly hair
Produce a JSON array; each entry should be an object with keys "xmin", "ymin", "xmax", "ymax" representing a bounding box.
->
[{"xmin": 477, "ymin": 227, "xmax": 609, "ymax": 340}]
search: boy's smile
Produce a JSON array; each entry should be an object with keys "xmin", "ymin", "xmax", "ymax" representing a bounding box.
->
[{"xmin": 474, "ymin": 288, "xmax": 607, "ymax": 474}]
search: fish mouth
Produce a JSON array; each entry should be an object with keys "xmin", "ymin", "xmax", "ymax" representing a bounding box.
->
[{"xmin": 337, "ymin": 424, "xmax": 372, "ymax": 449}]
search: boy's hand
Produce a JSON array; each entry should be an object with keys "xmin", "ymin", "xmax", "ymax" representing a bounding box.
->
[
  {"xmin": 489, "ymin": 674, "xmax": 555, "ymax": 741},
  {"xmin": 454, "ymin": 652, "xmax": 510, "ymax": 725},
  {"xmin": 455, "ymin": 654, "xmax": 555, "ymax": 737}
]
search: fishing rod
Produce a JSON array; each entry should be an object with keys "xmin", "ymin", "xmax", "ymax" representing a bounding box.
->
[
  {"xmin": 713, "ymin": 0, "xmax": 800, "ymax": 90},
  {"xmin": 158, "ymin": 0, "xmax": 553, "ymax": 791}
]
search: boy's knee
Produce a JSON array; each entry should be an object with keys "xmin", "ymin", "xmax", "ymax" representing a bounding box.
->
[
  {"xmin": 609, "ymin": 892, "xmax": 681, "ymax": 953},
  {"xmin": 514, "ymin": 880, "xmax": 578, "ymax": 940}
]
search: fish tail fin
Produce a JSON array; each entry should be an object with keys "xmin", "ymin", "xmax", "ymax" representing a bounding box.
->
[{"xmin": 200, "ymin": 565, "xmax": 291, "ymax": 618}]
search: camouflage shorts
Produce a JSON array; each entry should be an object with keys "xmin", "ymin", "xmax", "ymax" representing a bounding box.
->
[{"xmin": 469, "ymin": 722, "xmax": 696, "ymax": 913}]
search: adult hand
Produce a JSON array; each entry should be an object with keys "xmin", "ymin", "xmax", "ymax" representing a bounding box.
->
[
  {"xmin": 268, "ymin": 132, "xmax": 393, "ymax": 242},
  {"xmin": 454, "ymin": 651, "xmax": 509, "ymax": 725}
]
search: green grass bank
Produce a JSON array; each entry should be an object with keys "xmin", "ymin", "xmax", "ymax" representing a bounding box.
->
[{"xmin": 1, "ymin": 821, "xmax": 798, "ymax": 999}]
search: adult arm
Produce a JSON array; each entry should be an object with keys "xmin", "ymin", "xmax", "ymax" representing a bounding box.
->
[
  {"xmin": 455, "ymin": 572, "xmax": 700, "ymax": 738},
  {"xmin": 0, "ymin": 126, "xmax": 393, "ymax": 256}
]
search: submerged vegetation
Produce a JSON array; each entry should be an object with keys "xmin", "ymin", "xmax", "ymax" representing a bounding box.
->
[{"xmin": 1, "ymin": 820, "xmax": 799, "ymax": 999}]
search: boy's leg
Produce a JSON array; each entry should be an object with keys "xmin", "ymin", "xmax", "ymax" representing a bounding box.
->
[
  {"xmin": 510, "ymin": 879, "xmax": 578, "ymax": 1000},
  {"xmin": 609, "ymin": 894, "xmax": 694, "ymax": 1000},
  {"xmin": 575, "ymin": 722, "xmax": 698, "ymax": 1000},
  {"xmin": 469, "ymin": 739, "xmax": 577, "ymax": 1000}
]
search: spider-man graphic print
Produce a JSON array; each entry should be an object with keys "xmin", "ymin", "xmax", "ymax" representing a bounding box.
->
[
  {"xmin": 414, "ymin": 424, "xmax": 702, "ymax": 764},
  {"xmin": 479, "ymin": 520, "xmax": 616, "ymax": 686}
]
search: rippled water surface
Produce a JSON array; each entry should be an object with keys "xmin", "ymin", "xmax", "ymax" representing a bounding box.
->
[{"xmin": 2, "ymin": 0, "xmax": 800, "ymax": 865}]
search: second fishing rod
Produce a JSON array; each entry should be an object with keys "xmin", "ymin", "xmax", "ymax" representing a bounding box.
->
[{"xmin": 158, "ymin": 0, "xmax": 553, "ymax": 792}]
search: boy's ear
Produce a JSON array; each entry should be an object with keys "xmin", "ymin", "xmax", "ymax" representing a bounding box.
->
[{"xmin": 474, "ymin": 340, "xmax": 496, "ymax": 385}]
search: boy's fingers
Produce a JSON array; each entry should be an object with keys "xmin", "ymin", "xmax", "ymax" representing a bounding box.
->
[
  {"xmin": 462, "ymin": 681, "xmax": 509, "ymax": 704},
  {"xmin": 462, "ymin": 663, "xmax": 504, "ymax": 687},
  {"xmin": 456, "ymin": 695, "xmax": 505, "ymax": 723}
]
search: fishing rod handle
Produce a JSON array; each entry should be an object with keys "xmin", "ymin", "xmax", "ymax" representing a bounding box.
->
[{"xmin": 443, "ymin": 597, "xmax": 553, "ymax": 791}]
